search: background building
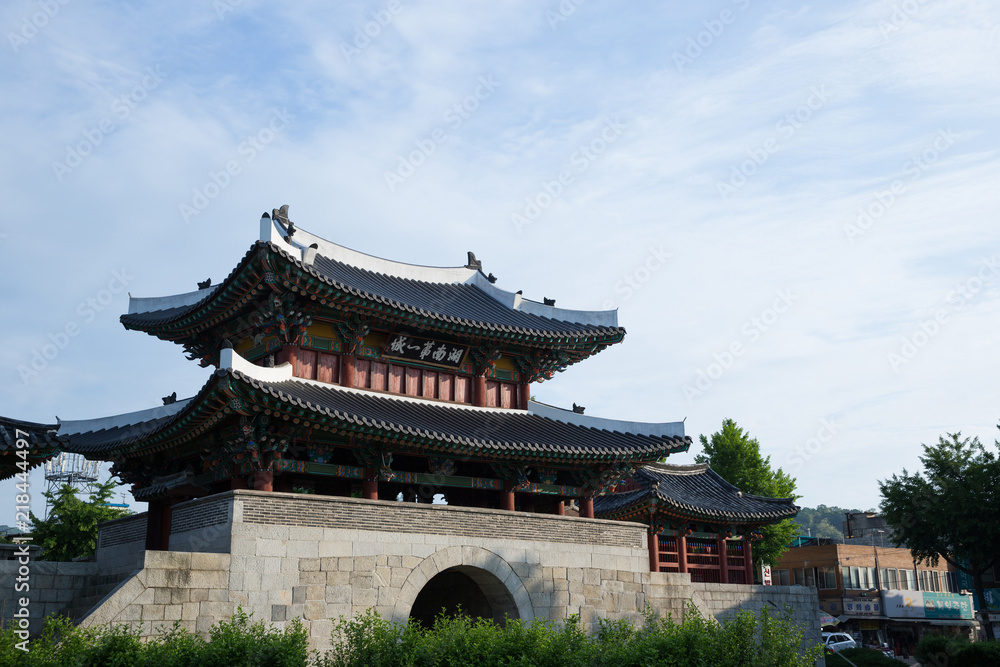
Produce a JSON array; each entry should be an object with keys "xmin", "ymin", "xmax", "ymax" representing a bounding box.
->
[{"xmin": 776, "ymin": 542, "xmax": 975, "ymax": 657}]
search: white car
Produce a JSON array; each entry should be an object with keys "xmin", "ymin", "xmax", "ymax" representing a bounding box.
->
[{"xmin": 822, "ymin": 632, "xmax": 857, "ymax": 653}]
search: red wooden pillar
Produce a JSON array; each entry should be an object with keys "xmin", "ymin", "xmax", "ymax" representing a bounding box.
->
[
  {"xmin": 579, "ymin": 497, "xmax": 594, "ymax": 519},
  {"xmin": 743, "ymin": 540, "xmax": 754, "ymax": 584},
  {"xmin": 254, "ymin": 470, "xmax": 274, "ymax": 492},
  {"xmin": 648, "ymin": 531, "xmax": 660, "ymax": 573},
  {"xmin": 473, "ymin": 375, "xmax": 487, "ymax": 407},
  {"xmin": 518, "ymin": 382, "xmax": 531, "ymax": 410},
  {"xmin": 285, "ymin": 344, "xmax": 299, "ymax": 375},
  {"xmin": 677, "ymin": 534, "xmax": 688, "ymax": 574},
  {"xmin": 341, "ymin": 354, "xmax": 356, "ymax": 388},
  {"xmin": 553, "ymin": 500, "xmax": 565, "ymax": 516},
  {"xmin": 160, "ymin": 503, "xmax": 172, "ymax": 550},
  {"xmin": 500, "ymin": 490, "xmax": 515, "ymax": 511},
  {"xmin": 145, "ymin": 500, "xmax": 171, "ymax": 551},
  {"xmin": 718, "ymin": 537, "xmax": 730, "ymax": 584},
  {"xmin": 362, "ymin": 477, "xmax": 378, "ymax": 500}
]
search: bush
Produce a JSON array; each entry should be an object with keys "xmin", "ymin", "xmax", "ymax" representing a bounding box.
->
[
  {"xmin": 826, "ymin": 647, "xmax": 905, "ymax": 666},
  {"xmin": 319, "ymin": 604, "xmax": 824, "ymax": 667},
  {"xmin": 1, "ymin": 604, "xmax": 824, "ymax": 667},
  {"xmin": 915, "ymin": 633, "xmax": 970, "ymax": 666},
  {"xmin": 950, "ymin": 640, "xmax": 1000, "ymax": 667},
  {"xmin": 0, "ymin": 609, "xmax": 308, "ymax": 667}
]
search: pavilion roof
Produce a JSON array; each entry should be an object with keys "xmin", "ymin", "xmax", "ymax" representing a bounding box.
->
[
  {"xmin": 120, "ymin": 213, "xmax": 625, "ymax": 360},
  {"xmin": 0, "ymin": 417, "xmax": 62, "ymax": 481},
  {"xmin": 57, "ymin": 350, "xmax": 690, "ymax": 467},
  {"xmin": 593, "ymin": 462, "xmax": 799, "ymax": 528}
]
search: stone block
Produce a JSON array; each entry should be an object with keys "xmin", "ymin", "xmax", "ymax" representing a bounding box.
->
[
  {"xmin": 326, "ymin": 570, "xmax": 350, "ymax": 586},
  {"xmin": 141, "ymin": 604, "xmax": 165, "ymax": 621},
  {"xmin": 318, "ymin": 541, "xmax": 352, "ymax": 558},
  {"xmin": 299, "ymin": 570, "xmax": 325, "ymax": 585},
  {"xmin": 353, "ymin": 588, "xmax": 378, "ymax": 607},
  {"xmin": 338, "ymin": 557, "xmax": 355, "ymax": 572},
  {"xmin": 306, "ymin": 585, "xmax": 325, "ymax": 601},
  {"xmin": 374, "ymin": 566, "xmax": 392, "ymax": 587},
  {"xmin": 154, "ymin": 587, "xmax": 172, "ymax": 604},
  {"xmin": 190, "ymin": 552, "xmax": 230, "ymax": 570},
  {"xmin": 271, "ymin": 604, "xmax": 288, "ymax": 621},
  {"xmin": 304, "ymin": 600, "xmax": 327, "ymax": 620},
  {"xmin": 195, "ymin": 616, "xmax": 214, "ymax": 634},
  {"xmin": 299, "ymin": 558, "xmax": 320, "ymax": 572},
  {"xmin": 376, "ymin": 555, "xmax": 388, "ymax": 566},
  {"xmin": 199, "ymin": 600, "xmax": 232, "ymax": 617},
  {"xmin": 326, "ymin": 585, "xmax": 352, "ymax": 605},
  {"xmin": 182, "ymin": 603, "xmax": 200, "ymax": 621},
  {"xmin": 171, "ymin": 588, "xmax": 190, "ymax": 604},
  {"xmin": 164, "ymin": 604, "xmax": 183, "ymax": 621},
  {"xmin": 288, "ymin": 541, "xmax": 319, "ymax": 559},
  {"xmin": 209, "ymin": 589, "xmax": 229, "ymax": 602},
  {"xmin": 402, "ymin": 556, "xmax": 422, "ymax": 569},
  {"xmin": 353, "ymin": 556, "xmax": 376, "ymax": 572},
  {"xmin": 552, "ymin": 567, "xmax": 567, "ymax": 580},
  {"xmin": 120, "ymin": 604, "xmax": 142, "ymax": 621},
  {"xmin": 292, "ymin": 586, "xmax": 307, "ymax": 604}
]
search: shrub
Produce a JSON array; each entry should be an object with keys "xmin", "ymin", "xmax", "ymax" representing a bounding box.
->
[
  {"xmin": 915, "ymin": 633, "xmax": 970, "ymax": 666},
  {"xmin": 320, "ymin": 603, "xmax": 824, "ymax": 667},
  {"xmin": 950, "ymin": 640, "xmax": 1000, "ymax": 667}
]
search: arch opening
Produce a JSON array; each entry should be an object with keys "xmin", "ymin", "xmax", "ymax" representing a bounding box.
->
[{"xmin": 408, "ymin": 566, "xmax": 520, "ymax": 628}]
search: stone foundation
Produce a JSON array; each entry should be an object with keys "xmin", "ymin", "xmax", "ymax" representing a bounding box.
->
[{"xmin": 7, "ymin": 490, "xmax": 822, "ymax": 662}]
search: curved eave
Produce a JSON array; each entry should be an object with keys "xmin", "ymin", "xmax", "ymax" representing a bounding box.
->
[
  {"xmin": 61, "ymin": 369, "xmax": 689, "ymax": 466},
  {"xmin": 228, "ymin": 371, "xmax": 687, "ymax": 464},
  {"xmin": 0, "ymin": 417, "xmax": 64, "ymax": 481},
  {"xmin": 120, "ymin": 242, "xmax": 626, "ymax": 351}
]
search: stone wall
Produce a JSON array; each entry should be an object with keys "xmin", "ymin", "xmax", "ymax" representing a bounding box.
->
[
  {"xmin": 95, "ymin": 512, "xmax": 148, "ymax": 575},
  {"xmin": 75, "ymin": 490, "xmax": 822, "ymax": 660},
  {"xmin": 0, "ymin": 560, "xmax": 99, "ymax": 634}
]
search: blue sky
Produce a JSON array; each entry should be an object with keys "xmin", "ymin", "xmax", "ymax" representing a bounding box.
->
[{"xmin": 2, "ymin": 0, "xmax": 999, "ymax": 524}]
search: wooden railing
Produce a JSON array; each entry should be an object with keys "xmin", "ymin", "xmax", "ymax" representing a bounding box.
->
[{"xmin": 653, "ymin": 534, "xmax": 753, "ymax": 584}]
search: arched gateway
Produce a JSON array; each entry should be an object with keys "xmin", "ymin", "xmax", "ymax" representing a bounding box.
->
[{"xmin": 393, "ymin": 546, "xmax": 532, "ymax": 626}]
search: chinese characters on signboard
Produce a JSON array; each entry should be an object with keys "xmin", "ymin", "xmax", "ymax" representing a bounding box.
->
[{"xmin": 383, "ymin": 334, "xmax": 467, "ymax": 369}]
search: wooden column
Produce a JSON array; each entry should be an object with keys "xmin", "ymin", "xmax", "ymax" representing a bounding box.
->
[
  {"xmin": 553, "ymin": 500, "xmax": 565, "ymax": 516},
  {"xmin": 500, "ymin": 490, "xmax": 515, "ymax": 512},
  {"xmin": 518, "ymin": 382, "xmax": 531, "ymax": 410},
  {"xmin": 718, "ymin": 537, "xmax": 730, "ymax": 584},
  {"xmin": 159, "ymin": 502, "xmax": 172, "ymax": 551},
  {"xmin": 473, "ymin": 375, "xmax": 487, "ymax": 407},
  {"xmin": 254, "ymin": 470, "xmax": 274, "ymax": 492},
  {"xmin": 230, "ymin": 475, "xmax": 247, "ymax": 490},
  {"xmin": 362, "ymin": 478, "xmax": 378, "ymax": 500},
  {"xmin": 677, "ymin": 534, "xmax": 688, "ymax": 574},
  {"xmin": 341, "ymin": 354, "xmax": 356, "ymax": 388},
  {"xmin": 743, "ymin": 540, "xmax": 754, "ymax": 584},
  {"xmin": 144, "ymin": 500, "xmax": 171, "ymax": 551},
  {"xmin": 285, "ymin": 344, "xmax": 299, "ymax": 375},
  {"xmin": 648, "ymin": 531, "xmax": 660, "ymax": 573},
  {"xmin": 579, "ymin": 497, "xmax": 594, "ymax": 519}
]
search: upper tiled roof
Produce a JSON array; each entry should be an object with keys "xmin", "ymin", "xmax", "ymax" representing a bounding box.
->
[
  {"xmin": 120, "ymin": 213, "xmax": 625, "ymax": 345},
  {"xmin": 0, "ymin": 417, "xmax": 62, "ymax": 481},
  {"xmin": 593, "ymin": 462, "xmax": 799, "ymax": 526},
  {"xmin": 60, "ymin": 350, "xmax": 690, "ymax": 466}
]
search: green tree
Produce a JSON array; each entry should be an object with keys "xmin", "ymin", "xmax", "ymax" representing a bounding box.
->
[
  {"xmin": 696, "ymin": 419, "xmax": 800, "ymax": 570},
  {"xmin": 29, "ymin": 479, "xmax": 131, "ymax": 561},
  {"xmin": 879, "ymin": 432, "xmax": 1000, "ymax": 641}
]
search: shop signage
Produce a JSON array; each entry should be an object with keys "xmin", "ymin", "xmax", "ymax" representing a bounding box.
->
[
  {"xmin": 843, "ymin": 598, "xmax": 881, "ymax": 616},
  {"xmin": 859, "ymin": 620, "xmax": 880, "ymax": 630},
  {"xmin": 383, "ymin": 334, "xmax": 467, "ymax": 369},
  {"xmin": 762, "ymin": 565, "xmax": 772, "ymax": 586},
  {"xmin": 989, "ymin": 613, "xmax": 1000, "ymax": 623},
  {"xmin": 882, "ymin": 591, "xmax": 974, "ymax": 620}
]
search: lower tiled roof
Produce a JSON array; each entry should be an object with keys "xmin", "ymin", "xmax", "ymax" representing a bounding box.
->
[
  {"xmin": 593, "ymin": 462, "xmax": 799, "ymax": 526},
  {"xmin": 0, "ymin": 417, "xmax": 62, "ymax": 481},
  {"xmin": 60, "ymin": 369, "xmax": 691, "ymax": 465}
]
